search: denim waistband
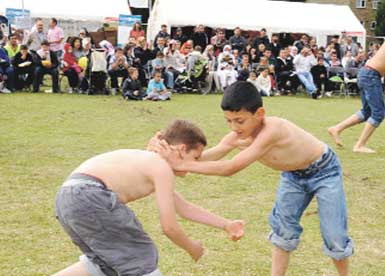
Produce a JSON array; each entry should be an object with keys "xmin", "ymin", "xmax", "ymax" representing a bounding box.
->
[
  {"xmin": 362, "ymin": 65, "xmax": 381, "ymax": 77},
  {"xmin": 291, "ymin": 145, "xmax": 334, "ymax": 178},
  {"xmin": 63, "ymin": 172, "xmax": 107, "ymax": 188}
]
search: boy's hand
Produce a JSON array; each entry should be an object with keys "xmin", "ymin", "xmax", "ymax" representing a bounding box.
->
[
  {"xmin": 224, "ymin": 220, "xmax": 245, "ymax": 241},
  {"xmin": 147, "ymin": 131, "xmax": 163, "ymax": 152},
  {"xmin": 189, "ymin": 240, "xmax": 205, "ymax": 262}
]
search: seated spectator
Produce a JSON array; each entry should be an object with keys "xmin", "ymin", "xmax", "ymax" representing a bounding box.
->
[
  {"xmin": 217, "ymin": 45, "xmax": 238, "ymax": 90},
  {"xmin": 233, "ymin": 49, "xmax": 241, "ymax": 67},
  {"xmin": 153, "ymin": 36, "xmax": 167, "ymax": 56},
  {"xmin": 153, "ymin": 24, "xmax": 170, "ymax": 48},
  {"xmin": 257, "ymin": 43, "xmax": 266, "ymax": 60},
  {"xmin": 342, "ymin": 50, "xmax": 353, "ymax": 69},
  {"xmin": 27, "ymin": 19, "xmax": 47, "ymax": 53},
  {"xmin": 180, "ymin": 40, "xmax": 193, "ymax": 56},
  {"xmin": 202, "ymin": 45, "xmax": 220, "ymax": 94},
  {"xmin": 256, "ymin": 68, "xmax": 272, "ymax": 96},
  {"xmin": 311, "ymin": 58, "xmax": 331, "ymax": 96},
  {"xmin": 256, "ymin": 56, "xmax": 269, "ymax": 73},
  {"xmin": 122, "ymin": 67, "xmax": 145, "ymax": 100},
  {"xmin": 263, "ymin": 48, "xmax": 277, "ymax": 67},
  {"xmin": 289, "ymin": 46, "xmax": 298, "ymax": 59},
  {"xmin": 340, "ymin": 36, "xmax": 358, "ymax": 58},
  {"xmin": 192, "ymin": 25, "xmax": 208, "ymax": 51},
  {"xmin": 173, "ymin": 27, "xmax": 187, "ymax": 45},
  {"xmin": 229, "ymin": 27, "xmax": 246, "ymax": 52},
  {"xmin": 0, "ymin": 46, "xmax": 15, "ymax": 93},
  {"xmin": 248, "ymin": 47, "xmax": 259, "ymax": 65},
  {"xmin": 12, "ymin": 44, "xmax": 34, "ymax": 91},
  {"xmin": 4, "ymin": 33, "xmax": 20, "ymax": 59},
  {"xmin": 124, "ymin": 44, "xmax": 135, "ymax": 67},
  {"xmin": 294, "ymin": 34, "xmax": 309, "ymax": 53},
  {"xmin": 253, "ymin": 28, "xmax": 270, "ymax": 49},
  {"xmin": 212, "ymin": 29, "xmax": 228, "ymax": 56},
  {"xmin": 247, "ymin": 71, "xmax": 258, "ymax": 89},
  {"xmin": 329, "ymin": 52, "xmax": 341, "ymax": 67},
  {"xmin": 276, "ymin": 48, "xmax": 299, "ymax": 94},
  {"xmin": 71, "ymin": 37, "xmax": 86, "ymax": 61},
  {"xmin": 108, "ymin": 47, "xmax": 129, "ymax": 95},
  {"xmin": 293, "ymin": 46, "xmax": 319, "ymax": 99},
  {"xmin": 186, "ymin": 46, "xmax": 207, "ymax": 90},
  {"xmin": 33, "ymin": 40, "xmax": 60, "ymax": 93},
  {"xmin": 79, "ymin": 28, "xmax": 91, "ymax": 40},
  {"xmin": 164, "ymin": 40, "xmax": 186, "ymax": 81},
  {"xmin": 129, "ymin": 22, "xmax": 145, "ymax": 40},
  {"xmin": 152, "ymin": 51, "xmax": 174, "ymax": 89},
  {"xmin": 237, "ymin": 53, "xmax": 253, "ymax": 81},
  {"xmin": 63, "ymin": 43, "xmax": 83, "ymax": 93},
  {"xmin": 145, "ymin": 70, "xmax": 171, "ymax": 101},
  {"xmin": 269, "ymin": 34, "xmax": 281, "ymax": 58}
]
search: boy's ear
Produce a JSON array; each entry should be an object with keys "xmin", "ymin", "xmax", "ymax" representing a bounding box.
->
[{"xmin": 256, "ymin": 107, "xmax": 265, "ymax": 117}]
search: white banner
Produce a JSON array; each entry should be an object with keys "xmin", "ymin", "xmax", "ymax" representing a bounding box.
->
[{"xmin": 129, "ymin": 0, "xmax": 149, "ymax": 8}]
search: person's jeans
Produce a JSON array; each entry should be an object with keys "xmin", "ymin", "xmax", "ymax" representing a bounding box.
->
[
  {"xmin": 269, "ymin": 146, "xmax": 353, "ymax": 260},
  {"xmin": 33, "ymin": 66, "xmax": 59, "ymax": 92},
  {"xmin": 297, "ymin": 71, "xmax": 317, "ymax": 94},
  {"xmin": 108, "ymin": 69, "xmax": 128, "ymax": 89},
  {"xmin": 14, "ymin": 66, "xmax": 34, "ymax": 89},
  {"xmin": 0, "ymin": 65, "xmax": 15, "ymax": 91},
  {"xmin": 356, "ymin": 66, "xmax": 385, "ymax": 127},
  {"xmin": 64, "ymin": 68, "xmax": 80, "ymax": 88}
]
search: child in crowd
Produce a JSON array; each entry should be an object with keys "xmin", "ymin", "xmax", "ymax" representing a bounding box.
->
[
  {"xmin": 246, "ymin": 71, "xmax": 258, "ymax": 89},
  {"xmin": 63, "ymin": 43, "xmax": 83, "ymax": 93},
  {"xmin": 122, "ymin": 67, "xmax": 146, "ymax": 101},
  {"xmin": 145, "ymin": 70, "xmax": 172, "ymax": 101},
  {"xmin": 256, "ymin": 68, "xmax": 272, "ymax": 96}
]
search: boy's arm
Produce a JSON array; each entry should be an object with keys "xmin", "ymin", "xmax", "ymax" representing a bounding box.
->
[
  {"xmin": 150, "ymin": 158, "xmax": 204, "ymax": 261},
  {"xmin": 199, "ymin": 132, "xmax": 237, "ymax": 161},
  {"xmin": 174, "ymin": 192, "xmax": 244, "ymax": 241}
]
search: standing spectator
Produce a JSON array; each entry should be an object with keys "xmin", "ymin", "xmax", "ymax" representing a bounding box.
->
[
  {"xmin": 12, "ymin": 44, "xmax": 34, "ymax": 91},
  {"xmin": 0, "ymin": 47, "xmax": 15, "ymax": 93},
  {"xmin": 256, "ymin": 68, "xmax": 272, "ymax": 96},
  {"xmin": 33, "ymin": 40, "xmax": 59, "ymax": 93},
  {"xmin": 47, "ymin": 18, "xmax": 64, "ymax": 60},
  {"xmin": 340, "ymin": 36, "xmax": 359, "ymax": 58},
  {"xmin": 63, "ymin": 43, "xmax": 83, "ymax": 93},
  {"xmin": 202, "ymin": 45, "xmax": 220, "ymax": 94},
  {"xmin": 153, "ymin": 24, "xmax": 170, "ymax": 48},
  {"xmin": 212, "ymin": 29, "xmax": 228, "ymax": 56},
  {"xmin": 134, "ymin": 37, "xmax": 154, "ymax": 86},
  {"xmin": 269, "ymin": 34, "xmax": 281, "ymax": 58},
  {"xmin": 129, "ymin": 22, "xmax": 145, "ymax": 40},
  {"xmin": 192, "ymin": 25, "xmax": 208, "ymax": 51},
  {"xmin": 27, "ymin": 19, "xmax": 47, "ymax": 53},
  {"xmin": 330, "ymin": 36, "xmax": 342, "ymax": 60},
  {"xmin": 253, "ymin": 28, "xmax": 270, "ymax": 49},
  {"xmin": 108, "ymin": 47, "xmax": 129, "ymax": 95},
  {"xmin": 293, "ymin": 46, "xmax": 319, "ymax": 98},
  {"xmin": 145, "ymin": 70, "xmax": 172, "ymax": 101},
  {"xmin": 122, "ymin": 67, "xmax": 146, "ymax": 100},
  {"xmin": 4, "ymin": 33, "xmax": 20, "ymax": 59},
  {"xmin": 229, "ymin": 27, "xmax": 246, "ymax": 53},
  {"xmin": 294, "ymin": 34, "xmax": 309, "ymax": 53},
  {"xmin": 173, "ymin": 27, "xmax": 187, "ymax": 45}
]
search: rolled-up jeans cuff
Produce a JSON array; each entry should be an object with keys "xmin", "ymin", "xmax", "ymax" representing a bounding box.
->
[
  {"xmin": 367, "ymin": 117, "xmax": 381, "ymax": 128},
  {"xmin": 79, "ymin": 255, "xmax": 106, "ymax": 276},
  {"xmin": 268, "ymin": 231, "xmax": 300, "ymax": 252},
  {"xmin": 355, "ymin": 111, "xmax": 366, "ymax": 122},
  {"xmin": 323, "ymin": 238, "xmax": 354, "ymax": 260},
  {"xmin": 143, "ymin": 268, "xmax": 162, "ymax": 276}
]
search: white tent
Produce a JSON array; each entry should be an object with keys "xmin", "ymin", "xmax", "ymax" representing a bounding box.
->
[
  {"xmin": 148, "ymin": 0, "xmax": 366, "ymax": 47},
  {"xmin": 0, "ymin": 0, "xmax": 130, "ymax": 20}
]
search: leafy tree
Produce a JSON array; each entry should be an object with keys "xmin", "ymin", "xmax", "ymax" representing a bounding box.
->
[{"xmin": 375, "ymin": 1, "xmax": 385, "ymax": 36}]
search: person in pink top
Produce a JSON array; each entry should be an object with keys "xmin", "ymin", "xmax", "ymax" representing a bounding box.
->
[
  {"xmin": 47, "ymin": 18, "xmax": 64, "ymax": 60},
  {"xmin": 129, "ymin": 22, "xmax": 145, "ymax": 40}
]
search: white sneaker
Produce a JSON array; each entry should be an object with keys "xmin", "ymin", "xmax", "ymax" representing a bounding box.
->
[
  {"xmin": 68, "ymin": 88, "xmax": 73, "ymax": 94},
  {"xmin": 325, "ymin": 91, "xmax": 333, "ymax": 97},
  {"xmin": 45, "ymin": 89, "xmax": 53, "ymax": 93},
  {"xmin": 1, "ymin": 87, "xmax": 11, "ymax": 94},
  {"xmin": 111, "ymin": 88, "xmax": 117, "ymax": 96}
]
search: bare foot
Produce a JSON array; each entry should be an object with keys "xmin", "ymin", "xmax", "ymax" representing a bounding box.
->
[
  {"xmin": 328, "ymin": 127, "xmax": 343, "ymax": 147},
  {"xmin": 353, "ymin": 146, "xmax": 376, "ymax": 153}
]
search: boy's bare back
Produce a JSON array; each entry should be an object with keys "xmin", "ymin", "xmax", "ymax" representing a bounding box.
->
[{"xmin": 72, "ymin": 149, "xmax": 171, "ymax": 203}]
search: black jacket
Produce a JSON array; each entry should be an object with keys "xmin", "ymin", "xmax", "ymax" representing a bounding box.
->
[
  {"xmin": 33, "ymin": 50, "xmax": 59, "ymax": 69},
  {"xmin": 192, "ymin": 32, "xmax": 208, "ymax": 50},
  {"xmin": 229, "ymin": 35, "xmax": 246, "ymax": 52},
  {"xmin": 122, "ymin": 77, "xmax": 145, "ymax": 100},
  {"xmin": 12, "ymin": 52, "xmax": 34, "ymax": 69},
  {"xmin": 253, "ymin": 36, "xmax": 270, "ymax": 49}
]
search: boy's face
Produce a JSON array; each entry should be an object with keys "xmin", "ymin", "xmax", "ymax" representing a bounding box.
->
[
  {"xmin": 154, "ymin": 73, "xmax": 162, "ymax": 82},
  {"xmin": 224, "ymin": 108, "xmax": 264, "ymax": 139},
  {"xmin": 172, "ymin": 144, "xmax": 205, "ymax": 176}
]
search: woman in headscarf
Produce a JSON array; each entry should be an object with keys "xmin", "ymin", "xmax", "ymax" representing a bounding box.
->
[{"xmin": 216, "ymin": 45, "xmax": 238, "ymax": 90}]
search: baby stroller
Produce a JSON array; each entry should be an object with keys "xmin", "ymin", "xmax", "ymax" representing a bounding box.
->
[
  {"xmin": 174, "ymin": 58, "xmax": 208, "ymax": 93},
  {"xmin": 87, "ymin": 49, "xmax": 109, "ymax": 95}
]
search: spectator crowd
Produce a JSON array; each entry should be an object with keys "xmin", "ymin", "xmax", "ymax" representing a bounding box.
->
[{"xmin": 0, "ymin": 19, "xmax": 382, "ymax": 101}]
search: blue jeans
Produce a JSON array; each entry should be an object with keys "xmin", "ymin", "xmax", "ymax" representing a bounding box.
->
[
  {"xmin": 297, "ymin": 71, "xmax": 316, "ymax": 94},
  {"xmin": 0, "ymin": 65, "xmax": 15, "ymax": 91},
  {"xmin": 356, "ymin": 66, "xmax": 385, "ymax": 127},
  {"xmin": 269, "ymin": 145, "xmax": 353, "ymax": 260}
]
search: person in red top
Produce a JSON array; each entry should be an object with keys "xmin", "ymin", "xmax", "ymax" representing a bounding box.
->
[
  {"xmin": 129, "ymin": 22, "xmax": 145, "ymax": 40},
  {"xmin": 63, "ymin": 43, "xmax": 83, "ymax": 93}
]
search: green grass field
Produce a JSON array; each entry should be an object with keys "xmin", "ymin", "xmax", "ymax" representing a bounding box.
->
[{"xmin": 1, "ymin": 93, "xmax": 384, "ymax": 276}]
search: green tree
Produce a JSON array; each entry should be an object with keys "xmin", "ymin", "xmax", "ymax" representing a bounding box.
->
[{"xmin": 375, "ymin": 1, "xmax": 385, "ymax": 36}]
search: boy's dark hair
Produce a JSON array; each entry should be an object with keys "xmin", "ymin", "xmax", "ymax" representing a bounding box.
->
[
  {"xmin": 161, "ymin": 120, "xmax": 207, "ymax": 151},
  {"xmin": 51, "ymin": 18, "xmax": 58, "ymax": 25},
  {"xmin": 221, "ymin": 81, "xmax": 263, "ymax": 114},
  {"xmin": 153, "ymin": 69, "xmax": 162, "ymax": 76},
  {"xmin": 20, "ymin": 44, "xmax": 28, "ymax": 50},
  {"xmin": 41, "ymin": 40, "xmax": 50, "ymax": 46},
  {"xmin": 115, "ymin": 47, "xmax": 123, "ymax": 52}
]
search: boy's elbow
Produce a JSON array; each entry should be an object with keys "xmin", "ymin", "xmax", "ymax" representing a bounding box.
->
[{"xmin": 161, "ymin": 224, "xmax": 179, "ymax": 237}]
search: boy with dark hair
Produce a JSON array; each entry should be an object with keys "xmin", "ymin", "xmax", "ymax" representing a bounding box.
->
[
  {"xmin": 54, "ymin": 119, "xmax": 245, "ymax": 276},
  {"xmin": 122, "ymin": 67, "xmax": 146, "ymax": 100},
  {"xmin": 149, "ymin": 81, "xmax": 353, "ymax": 276}
]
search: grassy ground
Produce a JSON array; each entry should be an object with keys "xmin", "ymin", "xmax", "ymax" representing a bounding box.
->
[{"xmin": 0, "ymin": 92, "xmax": 384, "ymax": 276}]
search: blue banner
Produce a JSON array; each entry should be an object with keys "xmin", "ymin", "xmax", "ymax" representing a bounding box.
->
[
  {"xmin": 119, "ymin": 15, "xmax": 142, "ymax": 27},
  {"xmin": 5, "ymin": 8, "xmax": 30, "ymax": 25}
]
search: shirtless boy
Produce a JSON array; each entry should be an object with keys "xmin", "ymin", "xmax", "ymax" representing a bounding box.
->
[
  {"xmin": 329, "ymin": 42, "xmax": 385, "ymax": 153},
  {"xmin": 149, "ymin": 82, "xmax": 353, "ymax": 276},
  {"xmin": 53, "ymin": 120, "xmax": 245, "ymax": 276}
]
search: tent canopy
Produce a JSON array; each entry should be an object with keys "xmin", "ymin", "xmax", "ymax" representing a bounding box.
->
[
  {"xmin": 0, "ymin": 0, "xmax": 130, "ymax": 20},
  {"xmin": 148, "ymin": 0, "xmax": 366, "ymax": 45}
]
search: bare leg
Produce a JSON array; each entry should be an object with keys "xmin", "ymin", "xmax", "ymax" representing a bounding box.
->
[
  {"xmin": 52, "ymin": 262, "xmax": 89, "ymax": 276},
  {"xmin": 272, "ymin": 246, "xmax": 290, "ymax": 276},
  {"xmin": 353, "ymin": 122, "xmax": 377, "ymax": 153},
  {"xmin": 333, "ymin": 258, "xmax": 349, "ymax": 276},
  {"xmin": 328, "ymin": 114, "xmax": 362, "ymax": 147}
]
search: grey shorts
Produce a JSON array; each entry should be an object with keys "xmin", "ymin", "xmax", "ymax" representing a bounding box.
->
[{"xmin": 55, "ymin": 173, "xmax": 159, "ymax": 276}]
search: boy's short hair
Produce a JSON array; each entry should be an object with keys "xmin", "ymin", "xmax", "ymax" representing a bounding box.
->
[
  {"xmin": 20, "ymin": 44, "xmax": 28, "ymax": 50},
  {"xmin": 115, "ymin": 47, "xmax": 123, "ymax": 52},
  {"xmin": 153, "ymin": 69, "xmax": 162, "ymax": 76},
  {"xmin": 221, "ymin": 81, "xmax": 263, "ymax": 114},
  {"xmin": 161, "ymin": 120, "xmax": 207, "ymax": 151},
  {"xmin": 41, "ymin": 40, "xmax": 50, "ymax": 46}
]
